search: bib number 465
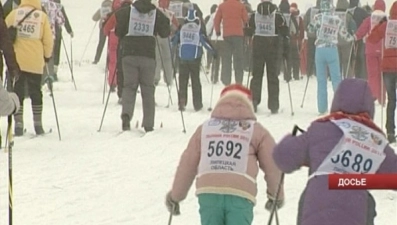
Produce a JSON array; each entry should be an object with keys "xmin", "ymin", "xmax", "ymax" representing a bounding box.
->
[{"xmin": 207, "ymin": 140, "xmax": 242, "ymax": 159}]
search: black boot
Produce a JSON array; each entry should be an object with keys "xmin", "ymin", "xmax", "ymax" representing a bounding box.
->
[
  {"xmin": 121, "ymin": 114, "xmax": 131, "ymax": 131},
  {"xmin": 14, "ymin": 108, "xmax": 24, "ymax": 136},
  {"xmin": 387, "ymin": 133, "xmax": 396, "ymax": 143}
]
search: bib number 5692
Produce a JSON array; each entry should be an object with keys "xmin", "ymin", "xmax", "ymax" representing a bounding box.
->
[{"xmin": 207, "ymin": 140, "xmax": 242, "ymax": 159}]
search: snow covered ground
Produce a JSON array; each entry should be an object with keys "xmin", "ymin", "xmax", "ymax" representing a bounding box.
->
[{"xmin": 0, "ymin": 0, "xmax": 396, "ymax": 224}]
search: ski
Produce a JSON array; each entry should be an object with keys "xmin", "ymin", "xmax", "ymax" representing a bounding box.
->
[
  {"xmin": 114, "ymin": 129, "xmax": 146, "ymax": 137},
  {"xmin": 29, "ymin": 129, "xmax": 53, "ymax": 139},
  {"xmin": 266, "ymin": 108, "xmax": 285, "ymax": 117}
]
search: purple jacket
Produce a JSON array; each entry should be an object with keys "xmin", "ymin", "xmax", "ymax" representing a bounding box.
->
[{"xmin": 273, "ymin": 79, "xmax": 397, "ymax": 225}]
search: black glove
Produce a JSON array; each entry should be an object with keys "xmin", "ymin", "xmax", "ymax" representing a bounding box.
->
[
  {"xmin": 265, "ymin": 198, "xmax": 284, "ymax": 211},
  {"xmin": 9, "ymin": 70, "xmax": 20, "ymax": 83},
  {"xmin": 165, "ymin": 192, "xmax": 180, "ymax": 216},
  {"xmin": 44, "ymin": 57, "xmax": 51, "ymax": 63}
]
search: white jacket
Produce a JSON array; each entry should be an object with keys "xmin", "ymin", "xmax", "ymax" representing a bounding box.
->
[
  {"xmin": 0, "ymin": 83, "xmax": 20, "ymax": 116},
  {"xmin": 206, "ymin": 12, "xmax": 223, "ymax": 41}
]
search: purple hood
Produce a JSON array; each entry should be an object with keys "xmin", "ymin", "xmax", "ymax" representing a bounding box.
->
[{"xmin": 330, "ymin": 78, "xmax": 375, "ymax": 119}]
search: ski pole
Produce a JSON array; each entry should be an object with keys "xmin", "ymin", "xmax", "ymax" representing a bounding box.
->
[
  {"xmin": 208, "ymin": 39, "xmax": 218, "ymax": 112},
  {"xmin": 267, "ymin": 125, "xmax": 304, "ymax": 225},
  {"xmin": 45, "ymin": 64, "xmax": 62, "ymax": 141},
  {"xmin": 61, "ymin": 37, "xmax": 77, "ymax": 90},
  {"xmin": 79, "ymin": 21, "xmax": 98, "ymax": 65},
  {"xmin": 245, "ymin": 41, "xmax": 252, "ymax": 88},
  {"xmin": 70, "ymin": 38, "xmax": 76, "ymax": 89},
  {"xmin": 284, "ymin": 60, "xmax": 294, "ymax": 116},
  {"xmin": 155, "ymin": 36, "xmax": 173, "ymax": 107},
  {"xmin": 98, "ymin": 68, "xmax": 118, "ymax": 132},
  {"xmin": 344, "ymin": 43, "xmax": 354, "ymax": 79},
  {"xmin": 300, "ymin": 75, "xmax": 310, "ymax": 108},
  {"xmin": 103, "ymin": 54, "xmax": 109, "ymax": 104},
  {"xmin": 6, "ymin": 115, "xmax": 13, "ymax": 225},
  {"xmin": 168, "ymin": 37, "xmax": 186, "ymax": 133}
]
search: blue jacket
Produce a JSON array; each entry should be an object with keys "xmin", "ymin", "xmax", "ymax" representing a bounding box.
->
[{"xmin": 171, "ymin": 22, "xmax": 215, "ymax": 61}]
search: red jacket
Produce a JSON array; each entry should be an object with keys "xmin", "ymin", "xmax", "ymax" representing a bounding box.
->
[
  {"xmin": 290, "ymin": 9, "xmax": 304, "ymax": 44},
  {"xmin": 367, "ymin": 1, "xmax": 397, "ymax": 72},
  {"xmin": 214, "ymin": 0, "xmax": 248, "ymax": 37}
]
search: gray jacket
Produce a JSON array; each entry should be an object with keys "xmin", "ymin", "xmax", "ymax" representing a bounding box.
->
[{"xmin": 0, "ymin": 83, "xmax": 19, "ymax": 116}]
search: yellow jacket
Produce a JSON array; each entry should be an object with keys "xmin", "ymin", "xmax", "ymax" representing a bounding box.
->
[{"xmin": 5, "ymin": 0, "xmax": 53, "ymax": 75}]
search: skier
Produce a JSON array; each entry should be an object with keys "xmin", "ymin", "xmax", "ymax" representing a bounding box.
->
[
  {"xmin": 0, "ymin": 3, "xmax": 20, "ymax": 116},
  {"xmin": 367, "ymin": 1, "xmax": 397, "ymax": 143},
  {"xmin": 204, "ymin": 4, "xmax": 217, "ymax": 73},
  {"xmin": 168, "ymin": 0, "xmax": 204, "ymax": 28},
  {"xmin": 206, "ymin": 4, "xmax": 223, "ymax": 84},
  {"xmin": 92, "ymin": 0, "xmax": 112, "ymax": 65},
  {"xmin": 246, "ymin": 0, "xmax": 289, "ymax": 114},
  {"xmin": 349, "ymin": 0, "xmax": 370, "ymax": 79},
  {"xmin": 303, "ymin": 0, "xmax": 321, "ymax": 77},
  {"xmin": 354, "ymin": 0, "xmax": 386, "ymax": 105},
  {"xmin": 335, "ymin": 0, "xmax": 357, "ymax": 79},
  {"xmin": 41, "ymin": 0, "xmax": 67, "ymax": 82},
  {"xmin": 51, "ymin": 0, "xmax": 73, "ymax": 81},
  {"xmin": 307, "ymin": 0, "xmax": 354, "ymax": 115},
  {"xmin": 273, "ymin": 78, "xmax": 397, "ymax": 225},
  {"xmin": 214, "ymin": 0, "xmax": 248, "ymax": 85},
  {"xmin": 166, "ymin": 84, "xmax": 284, "ymax": 224},
  {"xmin": 289, "ymin": 2, "xmax": 304, "ymax": 80},
  {"xmin": 153, "ymin": 0, "xmax": 179, "ymax": 87},
  {"xmin": 102, "ymin": 0, "xmax": 132, "ymax": 103},
  {"xmin": 171, "ymin": 9, "xmax": 216, "ymax": 111},
  {"xmin": 114, "ymin": 0, "xmax": 170, "ymax": 132},
  {"xmin": 5, "ymin": 0, "xmax": 54, "ymax": 135},
  {"xmin": 0, "ymin": 3, "xmax": 20, "ymax": 81}
]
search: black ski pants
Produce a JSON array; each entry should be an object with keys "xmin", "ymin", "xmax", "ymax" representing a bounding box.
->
[
  {"xmin": 94, "ymin": 28, "xmax": 107, "ymax": 62},
  {"xmin": 249, "ymin": 37, "xmax": 279, "ymax": 112},
  {"xmin": 178, "ymin": 58, "xmax": 203, "ymax": 110}
]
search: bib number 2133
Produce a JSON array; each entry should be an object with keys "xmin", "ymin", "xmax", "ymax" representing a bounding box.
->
[{"xmin": 207, "ymin": 140, "xmax": 242, "ymax": 159}]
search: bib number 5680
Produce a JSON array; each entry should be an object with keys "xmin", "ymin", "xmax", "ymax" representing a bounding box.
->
[{"xmin": 207, "ymin": 140, "xmax": 242, "ymax": 159}]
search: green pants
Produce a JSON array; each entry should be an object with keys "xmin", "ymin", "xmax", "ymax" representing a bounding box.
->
[{"xmin": 198, "ymin": 193, "xmax": 254, "ymax": 225}]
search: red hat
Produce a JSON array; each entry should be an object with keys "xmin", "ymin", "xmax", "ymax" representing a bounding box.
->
[
  {"xmin": 290, "ymin": 2, "xmax": 298, "ymax": 8},
  {"xmin": 220, "ymin": 84, "xmax": 252, "ymax": 100}
]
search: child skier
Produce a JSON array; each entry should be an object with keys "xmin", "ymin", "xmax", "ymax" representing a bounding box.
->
[
  {"xmin": 166, "ymin": 84, "xmax": 284, "ymax": 225},
  {"xmin": 171, "ymin": 9, "xmax": 216, "ymax": 111},
  {"xmin": 307, "ymin": 0, "xmax": 354, "ymax": 115},
  {"xmin": 273, "ymin": 78, "xmax": 397, "ymax": 225}
]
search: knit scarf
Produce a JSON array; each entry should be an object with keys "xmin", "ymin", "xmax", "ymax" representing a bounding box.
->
[{"xmin": 316, "ymin": 111, "xmax": 384, "ymax": 135}]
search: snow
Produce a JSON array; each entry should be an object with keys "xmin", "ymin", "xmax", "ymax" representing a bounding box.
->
[{"xmin": 0, "ymin": 0, "xmax": 396, "ymax": 224}]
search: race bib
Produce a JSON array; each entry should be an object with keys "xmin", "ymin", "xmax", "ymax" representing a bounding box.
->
[
  {"xmin": 15, "ymin": 9, "xmax": 42, "ymax": 40},
  {"xmin": 180, "ymin": 22, "xmax": 200, "ymax": 46},
  {"xmin": 169, "ymin": 2, "xmax": 183, "ymax": 19},
  {"xmin": 310, "ymin": 8, "xmax": 319, "ymax": 24},
  {"xmin": 198, "ymin": 119, "xmax": 255, "ymax": 176},
  {"xmin": 318, "ymin": 15, "xmax": 340, "ymax": 44},
  {"xmin": 100, "ymin": 6, "xmax": 112, "ymax": 19},
  {"xmin": 385, "ymin": 20, "xmax": 397, "ymax": 49},
  {"xmin": 334, "ymin": 11, "xmax": 347, "ymax": 27},
  {"xmin": 283, "ymin": 13, "xmax": 291, "ymax": 27},
  {"xmin": 127, "ymin": 6, "xmax": 156, "ymax": 36},
  {"xmin": 255, "ymin": 12, "xmax": 276, "ymax": 36},
  {"xmin": 312, "ymin": 119, "xmax": 387, "ymax": 177},
  {"xmin": 370, "ymin": 13, "xmax": 385, "ymax": 30}
]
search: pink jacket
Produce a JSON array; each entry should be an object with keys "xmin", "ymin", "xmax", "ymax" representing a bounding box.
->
[
  {"xmin": 170, "ymin": 93, "xmax": 284, "ymax": 204},
  {"xmin": 355, "ymin": 0, "xmax": 386, "ymax": 56}
]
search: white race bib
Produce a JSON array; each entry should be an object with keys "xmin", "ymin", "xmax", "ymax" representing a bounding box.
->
[
  {"xmin": 169, "ymin": 2, "xmax": 183, "ymax": 19},
  {"xmin": 198, "ymin": 119, "xmax": 255, "ymax": 176},
  {"xmin": 311, "ymin": 119, "xmax": 387, "ymax": 178},
  {"xmin": 127, "ymin": 6, "xmax": 156, "ymax": 36},
  {"xmin": 15, "ymin": 8, "xmax": 42, "ymax": 40},
  {"xmin": 334, "ymin": 11, "xmax": 347, "ymax": 27},
  {"xmin": 283, "ymin": 13, "xmax": 291, "ymax": 27},
  {"xmin": 385, "ymin": 20, "xmax": 397, "ymax": 49},
  {"xmin": 310, "ymin": 8, "xmax": 319, "ymax": 24},
  {"xmin": 318, "ymin": 15, "xmax": 340, "ymax": 44},
  {"xmin": 370, "ymin": 13, "xmax": 385, "ymax": 30},
  {"xmin": 255, "ymin": 13, "xmax": 276, "ymax": 36},
  {"xmin": 180, "ymin": 22, "xmax": 200, "ymax": 46},
  {"xmin": 100, "ymin": 6, "xmax": 112, "ymax": 19}
]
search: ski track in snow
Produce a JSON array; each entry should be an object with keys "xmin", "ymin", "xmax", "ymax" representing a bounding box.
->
[{"xmin": 0, "ymin": 0, "xmax": 396, "ymax": 224}]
